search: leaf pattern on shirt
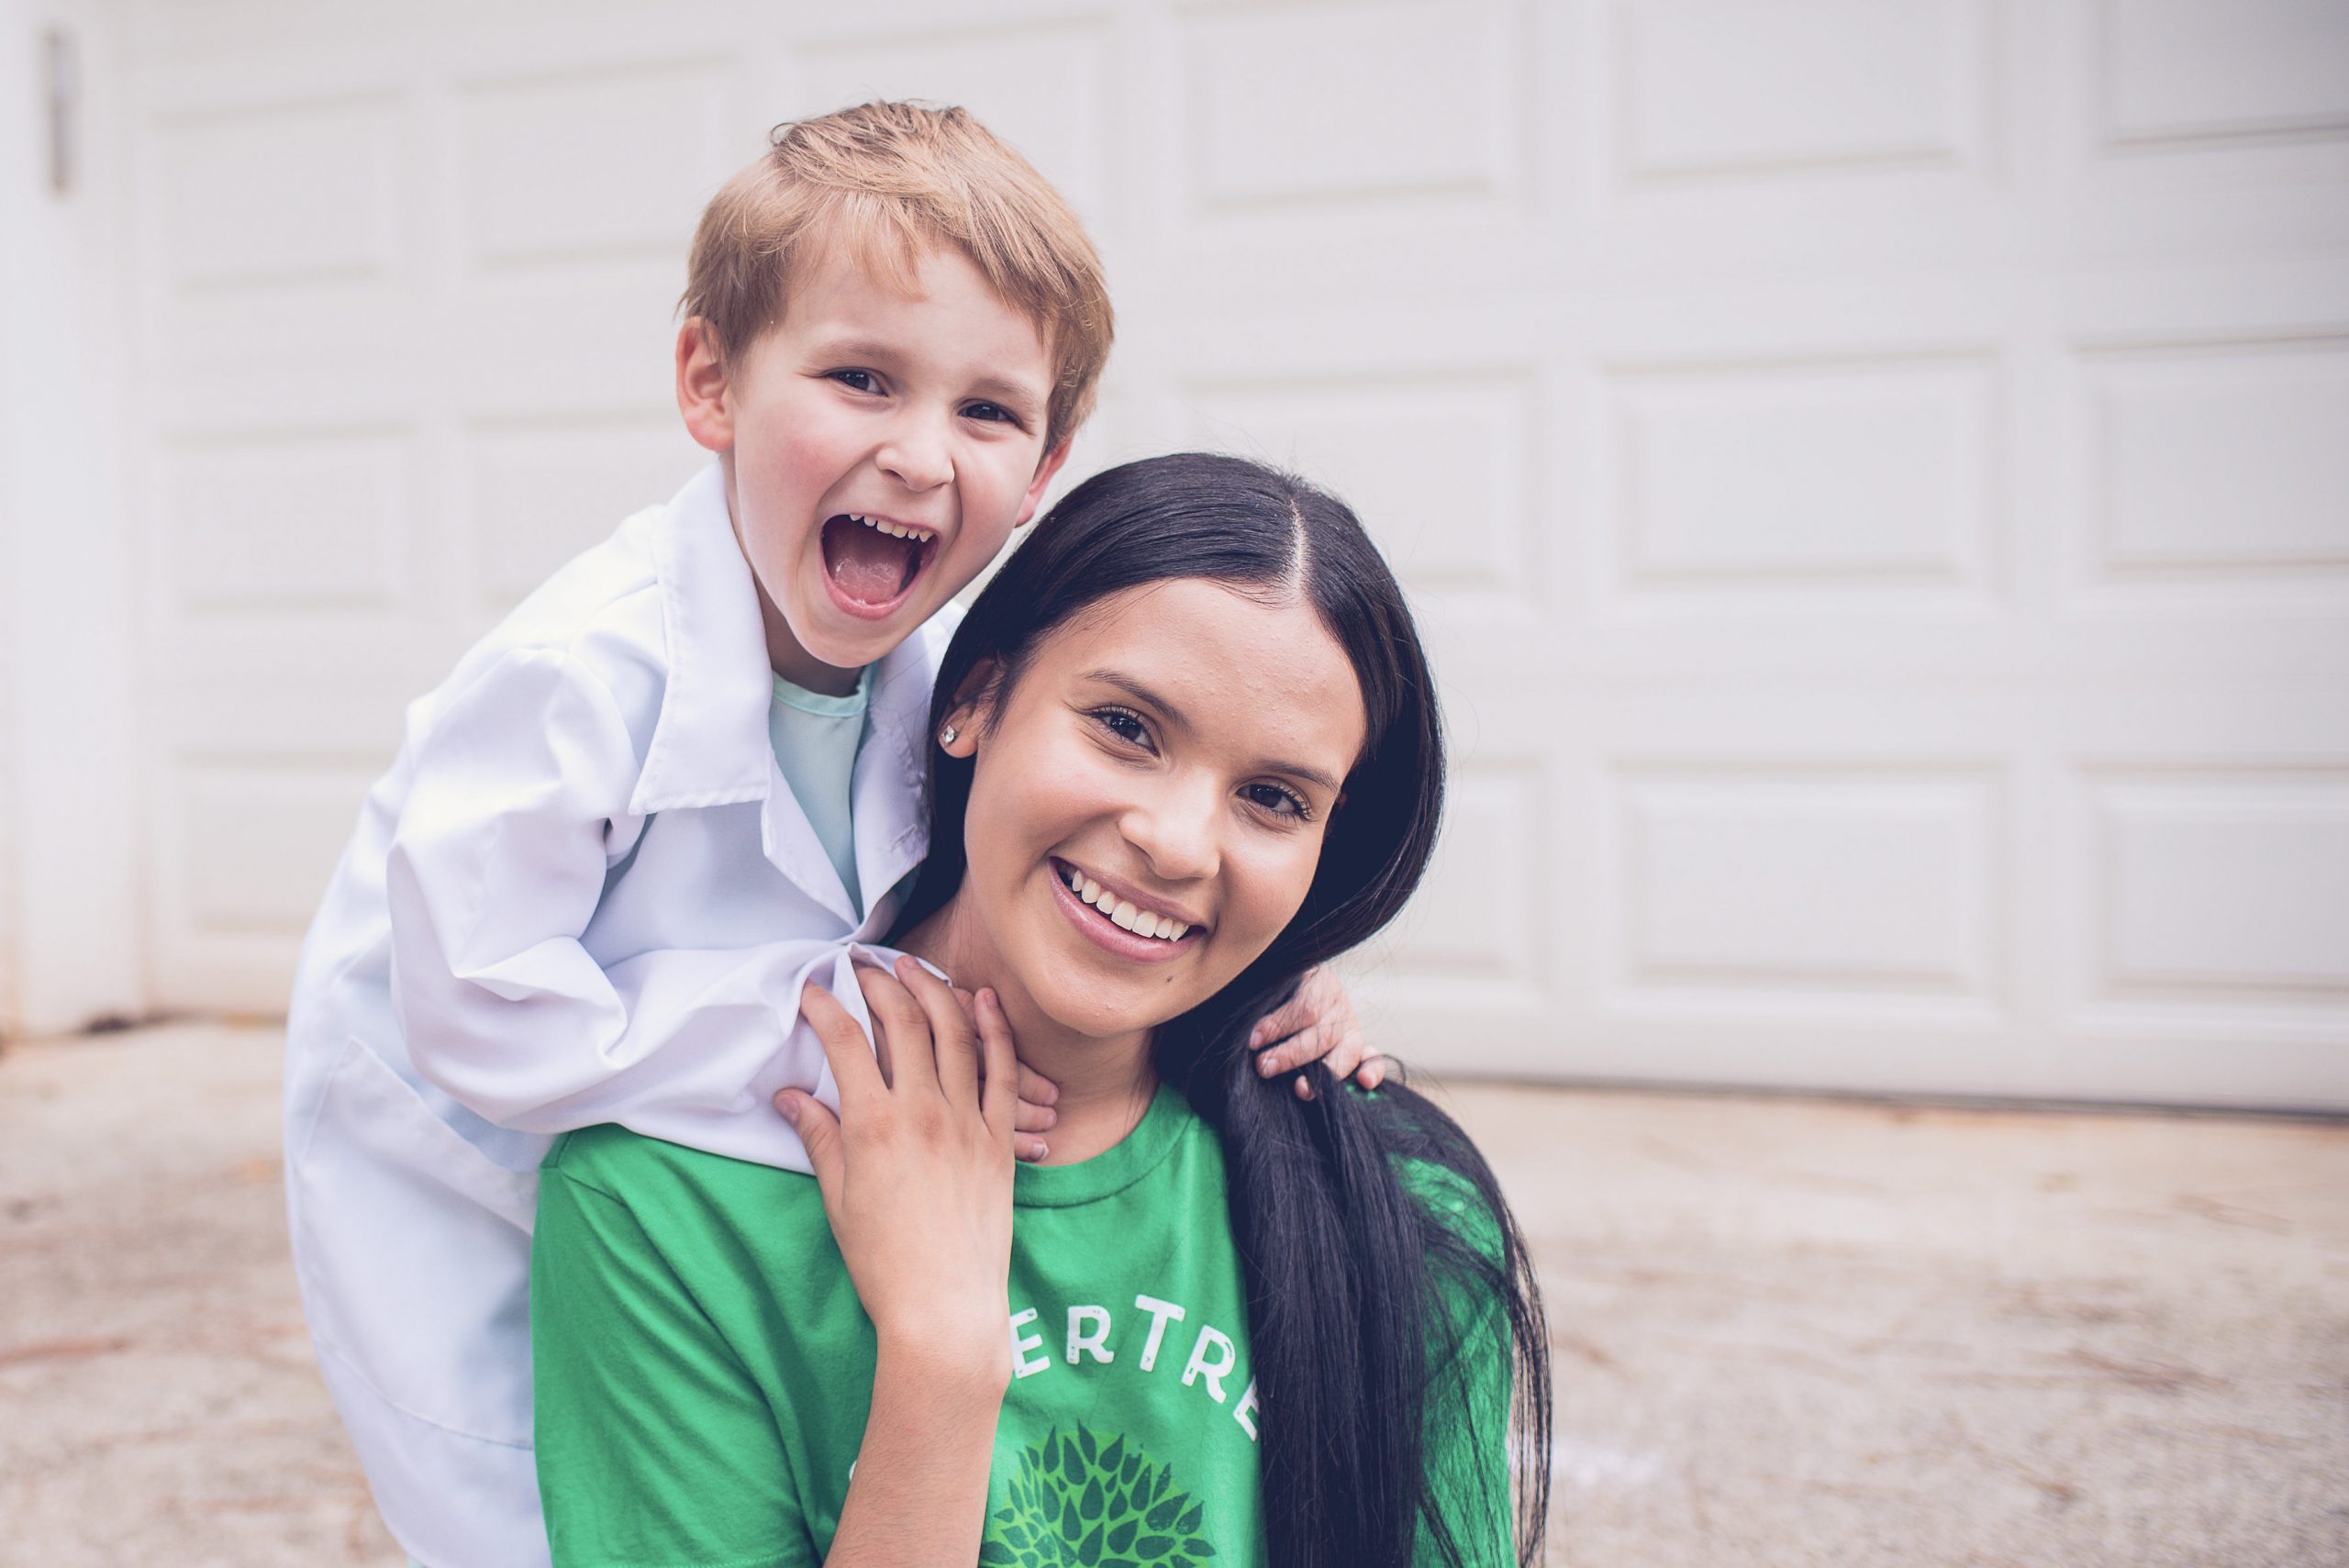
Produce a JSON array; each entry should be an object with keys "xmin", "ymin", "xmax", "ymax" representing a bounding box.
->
[{"xmin": 981, "ymin": 1422, "xmax": 1214, "ymax": 1568}]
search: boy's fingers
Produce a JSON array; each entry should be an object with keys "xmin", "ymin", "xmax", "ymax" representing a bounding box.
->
[
  {"xmin": 1018, "ymin": 1134, "xmax": 1051, "ymax": 1162},
  {"xmin": 1014, "ymin": 1097, "xmax": 1058, "ymax": 1134},
  {"xmin": 775, "ymin": 1090, "xmax": 845, "ymax": 1210},
  {"xmin": 797, "ymin": 984, "xmax": 884, "ymax": 1106},
  {"xmin": 1354, "ymin": 1052, "xmax": 1388, "ymax": 1091},
  {"xmin": 896, "ymin": 955, "xmax": 980, "ymax": 1113},
  {"xmin": 1256, "ymin": 1023, "xmax": 1333, "ymax": 1079},
  {"xmin": 1247, "ymin": 992, "xmax": 1312, "ymax": 1052}
]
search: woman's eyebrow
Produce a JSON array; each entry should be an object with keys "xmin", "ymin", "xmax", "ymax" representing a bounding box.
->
[{"xmin": 1083, "ymin": 669, "xmax": 1342, "ymax": 795}]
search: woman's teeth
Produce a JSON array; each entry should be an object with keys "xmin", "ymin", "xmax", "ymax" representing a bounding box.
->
[
  {"xmin": 850, "ymin": 513, "xmax": 933, "ymax": 541},
  {"xmin": 1063, "ymin": 865, "xmax": 1188, "ymax": 942}
]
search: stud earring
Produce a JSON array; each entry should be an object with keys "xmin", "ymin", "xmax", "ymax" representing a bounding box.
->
[{"xmin": 940, "ymin": 725, "xmax": 959, "ymax": 747}]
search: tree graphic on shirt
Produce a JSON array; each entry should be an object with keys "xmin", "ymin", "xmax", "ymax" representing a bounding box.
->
[{"xmin": 981, "ymin": 1422, "xmax": 1214, "ymax": 1567}]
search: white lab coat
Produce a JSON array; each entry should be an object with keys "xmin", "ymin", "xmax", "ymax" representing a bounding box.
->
[{"xmin": 284, "ymin": 460, "xmax": 947, "ymax": 1568}]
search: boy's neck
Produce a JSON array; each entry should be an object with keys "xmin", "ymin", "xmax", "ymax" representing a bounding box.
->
[
  {"xmin": 756, "ymin": 590, "xmax": 863, "ymax": 697},
  {"xmin": 900, "ymin": 898, "xmax": 1158, "ymax": 1167}
]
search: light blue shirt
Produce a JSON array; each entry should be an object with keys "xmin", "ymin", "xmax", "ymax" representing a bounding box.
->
[{"xmin": 768, "ymin": 665, "xmax": 874, "ymax": 916}]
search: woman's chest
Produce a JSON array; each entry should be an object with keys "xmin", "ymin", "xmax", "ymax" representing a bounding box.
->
[{"xmin": 742, "ymin": 1195, "xmax": 1270, "ymax": 1564}]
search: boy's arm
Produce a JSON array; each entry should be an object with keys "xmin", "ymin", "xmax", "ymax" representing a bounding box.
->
[{"xmin": 384, "ymin": 647, "xmax": 844, "ymax": 1136}]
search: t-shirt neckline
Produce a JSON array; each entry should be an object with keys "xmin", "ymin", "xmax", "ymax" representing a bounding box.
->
[{"xmin": 1014, "ymin": 1082, "xmax": 1190, "ymax": 1209}]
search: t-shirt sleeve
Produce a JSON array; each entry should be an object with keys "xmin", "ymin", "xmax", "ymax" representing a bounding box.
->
[
  {"xmin": 1404, "ymin": 1162, "xmax": 1521, "ymax": 1568},
  {"xmin": 531, "ymin": 1159, "xmax": 816, "ymax": 1568}
]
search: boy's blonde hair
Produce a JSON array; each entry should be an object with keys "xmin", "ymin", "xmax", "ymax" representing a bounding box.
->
[{"xmin": 684, "ymin": 101, "xmax": 1113, "ymax": 453}]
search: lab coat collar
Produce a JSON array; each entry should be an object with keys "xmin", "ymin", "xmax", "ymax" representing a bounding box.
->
[
  {"xmin": 628, "ymin": 459, "xmax": 937, "ymax": 925},
  {"xmin": 630, "ymin": 461, "xmax": 773, "ymax": 817}
]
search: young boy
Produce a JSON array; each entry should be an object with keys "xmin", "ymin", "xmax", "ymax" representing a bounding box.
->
[{"xmin": 284, "ymin": 103, "xmax": 1367, "ymax": 1568}]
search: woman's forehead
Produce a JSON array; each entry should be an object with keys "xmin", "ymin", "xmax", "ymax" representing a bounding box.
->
[{"xmin": 1034, "ymin": 580, "xmax": 1368, "ymax": 770}]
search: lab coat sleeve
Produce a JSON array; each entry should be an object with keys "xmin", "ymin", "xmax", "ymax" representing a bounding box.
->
[{"xmin": 384, "ymin": 647, "xmax": 832, "ymax": 1135}]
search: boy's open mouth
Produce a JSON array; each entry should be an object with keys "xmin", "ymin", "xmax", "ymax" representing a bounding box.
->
[{"xmin": 819, "ymin": 513, "xmax": 933, "ymax": 610}]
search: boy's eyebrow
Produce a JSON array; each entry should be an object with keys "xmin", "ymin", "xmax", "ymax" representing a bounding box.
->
[
  {"xmin": 1083, "ymin": 670, "xmax": 1343, "ymax": 795},
  {"xmin": 964, "ymin": 373, "xmax": 1048, "ymax": 413}
]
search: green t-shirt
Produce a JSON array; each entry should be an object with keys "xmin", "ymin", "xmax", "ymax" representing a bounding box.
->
[{"xmin": 531, "ymin": 1084, "xmax": 1515, "ymax": 1567}]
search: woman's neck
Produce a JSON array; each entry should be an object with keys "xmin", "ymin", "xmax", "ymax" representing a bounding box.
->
[{"xmin": 900, "ymin": 898, "xmax": 1158, "ymax": 1166}]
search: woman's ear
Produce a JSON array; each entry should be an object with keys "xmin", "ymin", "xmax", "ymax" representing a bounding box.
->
[{"xmin": 939, "ymin": 657, "xmax": 1002, "ymax": 756}]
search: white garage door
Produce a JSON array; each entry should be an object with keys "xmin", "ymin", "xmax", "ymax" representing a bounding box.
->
[{"xmin": 118, "ymin": 0, "xmax": 2349, "ymax": 1108}]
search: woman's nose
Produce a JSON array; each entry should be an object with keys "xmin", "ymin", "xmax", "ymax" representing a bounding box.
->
[{"xmin": 1122, "ymin": 780, "xmax": 1220, "ymax": 884}]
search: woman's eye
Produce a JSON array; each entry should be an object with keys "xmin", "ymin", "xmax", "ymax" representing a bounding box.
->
[
  {"xmin": 1091, "ymin": 707, "xmax": 1151, "ymax": 748},
  {"xmin": 829, "ymin": 369, "xmax": 880, "ymax": 394},
  {"xmin": 1243, "ymin": 782, "xmax": 1312, "ymax": 820}
]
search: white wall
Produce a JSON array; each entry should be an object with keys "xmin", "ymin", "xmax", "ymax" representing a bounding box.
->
[
  {"xmin": 0, "ymin": 0, "xmax": 142, "ymax": 1038},
  {"xmin": 74, "ymin": 0, "xmax": 2349, "ymax": 1106}
]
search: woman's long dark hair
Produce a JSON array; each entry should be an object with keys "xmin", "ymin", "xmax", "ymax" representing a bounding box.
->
[{"xmin": 896, "ymin": 453, "xmax": 1552, "ymax": 1566}]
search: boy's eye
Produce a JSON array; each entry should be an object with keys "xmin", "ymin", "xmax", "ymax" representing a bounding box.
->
[
  {"xmin": 829, "ymin": 369, "xmax": 881, "ymax": 394},
  {"xmin": 1242, "ymin": 782, "xmax": 1313, "ymax": 820},
  {"xmin": 963, "ymin": 401, "xmax": 1018, "ymax": 426}
]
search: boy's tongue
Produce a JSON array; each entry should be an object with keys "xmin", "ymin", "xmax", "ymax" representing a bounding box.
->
[{"xmin": 822, "ymin": 516, "xmax": 919, "ymax": 605}]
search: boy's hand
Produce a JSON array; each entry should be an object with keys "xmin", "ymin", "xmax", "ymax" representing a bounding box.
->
[{"xmin": 1248, "ymin": 964, "xmax": 1384, "ymax": 1100}]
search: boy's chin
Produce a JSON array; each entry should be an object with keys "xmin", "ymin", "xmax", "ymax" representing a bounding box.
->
[{"xmin": 792, "ymin": 580, "xmax": 932, "ymax": 665}]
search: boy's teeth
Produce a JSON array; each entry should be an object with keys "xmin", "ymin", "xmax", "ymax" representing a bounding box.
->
[{"xmin": 850, "ymin": 513, "xmax": 930, "ymax": 541}]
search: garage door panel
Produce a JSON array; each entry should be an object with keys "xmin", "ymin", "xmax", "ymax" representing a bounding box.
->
[
  {"xmin": 788, "ymin": 17, "xmax": 1119, "ymax": 235},
  {"xmin": 1614, "ymin": 0, "xmax": 1993, "ymax": 183},
  {"xmin": 1599, "ymin": 351, "xmax": 2001, "ymax": 604},
  {"xmin": 1178, "ymin": 0, "xmax": 1526, "ymax": 215},
  {"xmin": 2098, "ymin": 0, "xmax": 2349, "ymax": 148},
  {"xmin": 2073, "ymin": 764, "xmax": 2349, "ymax": 1005},
  {"xmin": 460, "ymin": 415, "xmax": 704, "ymax": 607},
  {"xmin": 453, "ymin": 60, "xmax": 740, "ymax": 273},
  {"xmin": 1605, "ymin": 762, "xmax": 2005, "ymax": 1006},
  {"xmin": 2075, "ymin": 335, "xmax": 2349, "ymax": 584}
]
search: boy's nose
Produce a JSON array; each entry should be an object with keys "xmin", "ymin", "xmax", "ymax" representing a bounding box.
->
[{"xmin": 876, "ymin": 415, "xmax": 953, "ymax": 493}]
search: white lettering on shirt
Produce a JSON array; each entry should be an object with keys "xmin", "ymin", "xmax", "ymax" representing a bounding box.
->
[
  {"xmin": 1133, "ymin": 1294, "xmax": 1186, "ymax": 1372},
  {"xmin": 1008, "ymin": 1307, "xmax": 1051, "ymax": 1379},
  {"xmin": 1182, "ymin": 1325, "xmax": 1237, "ymax": 1404},
  {"xmin": 1234, "ymin": 1377, "xmax": 1261, "ymax": 1441},
  {"xmin": 1066, "ymin": 1305, "xmax": 1115, "ymax": 1365}
]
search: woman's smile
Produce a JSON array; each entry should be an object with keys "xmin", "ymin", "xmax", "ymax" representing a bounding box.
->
[{"xmin": 1048, "ymin": 858, "xmax": 1201, "ymax": 963}]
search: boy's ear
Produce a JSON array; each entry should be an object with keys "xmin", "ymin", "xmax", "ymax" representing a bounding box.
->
[
  {"xmin": 1012, "ymin": 441, "xmax": 1073, "ymax": 529},
  {"xmin": 676, "ymin": 318, "xmax": 736, "ymax": 453}
]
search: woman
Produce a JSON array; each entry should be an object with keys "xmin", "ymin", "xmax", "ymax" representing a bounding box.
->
[{"xmin": 531, "ymin": 453, "xmax": 1553, "ymax": 1567}]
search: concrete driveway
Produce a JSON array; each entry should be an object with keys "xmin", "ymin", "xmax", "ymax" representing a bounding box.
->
[{"xmin": 2, "ymin": 1023, "xmax": 2342, "ymax": 1566}]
